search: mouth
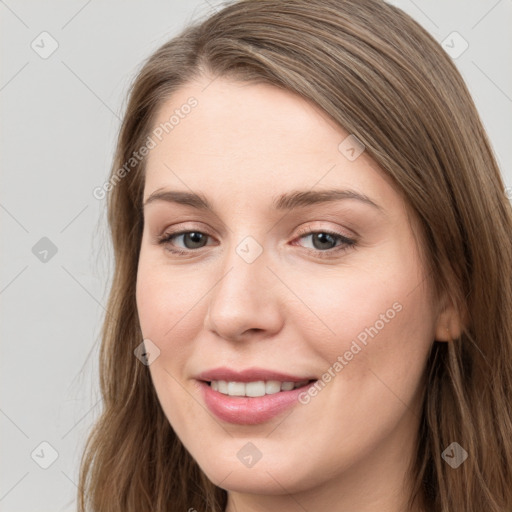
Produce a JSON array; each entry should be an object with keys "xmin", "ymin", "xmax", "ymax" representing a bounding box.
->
[
  {"xmin": 203, "ymin": 379, "xmax": 316, "ymax": 397},
  {"xmin": 197, "ymin": 372, "xmax": 319, "ymax": 425}
]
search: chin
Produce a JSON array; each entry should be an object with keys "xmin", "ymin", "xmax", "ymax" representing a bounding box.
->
[{"xmin": 194, "ymin": 452, "xmax": 313, "ymax": 495}]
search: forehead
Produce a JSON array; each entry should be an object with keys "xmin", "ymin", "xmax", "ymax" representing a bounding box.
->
[{"xmin": 143, "ymin": 76, "xmax": 400, "ymax": 213}]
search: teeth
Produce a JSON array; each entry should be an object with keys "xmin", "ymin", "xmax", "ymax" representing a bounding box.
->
[
  {"xmin": 265, "ymin": 380, "xmax": 281, "ymax": 395},
  {"xmin": 246, "ymin": 381, "xmax": 266, "ymax": 397},
  {"xmin": 227, "ymin": 382, "xmax": 245, "ymax": 396},
  {"xmin": 209, "ymin": 380, "xmax": 310, "ymax": 397}
]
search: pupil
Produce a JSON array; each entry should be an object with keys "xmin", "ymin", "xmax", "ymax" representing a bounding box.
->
[
  {"xmin": 186, "ymin": 232, "xmax": 205, "ymax": 249},
  {"xmin": 313, "ymin": 233, "xmax": 335, "ymax": 250}
]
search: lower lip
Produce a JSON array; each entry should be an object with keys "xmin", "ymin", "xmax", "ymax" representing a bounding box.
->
[{"xmin": 199, "ymin": 381, "xmax": 316, "ymax": 425}]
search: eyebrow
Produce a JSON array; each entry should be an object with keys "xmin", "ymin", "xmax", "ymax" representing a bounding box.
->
[{"xmin": 143, "ymin": 188, "xmax": 383, "ymax": 212}]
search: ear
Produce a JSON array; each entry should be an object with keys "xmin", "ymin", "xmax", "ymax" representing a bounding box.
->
[{"xmin": 434, "ymin": 292, "xmax": 464, "ymax": 342}]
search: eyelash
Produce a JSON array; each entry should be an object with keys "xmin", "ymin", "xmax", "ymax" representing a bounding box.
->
[{"xmin": 156, "ymin": 226, "xmax": 356, "ymax": 259}]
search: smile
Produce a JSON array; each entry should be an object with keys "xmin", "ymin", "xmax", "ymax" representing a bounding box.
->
[{"xmin": 208, "ymin": 379, "xmax": 311, "ymax": 397}]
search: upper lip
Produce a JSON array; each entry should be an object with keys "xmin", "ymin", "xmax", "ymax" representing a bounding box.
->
[{"xmin": 196, "ymin": 367, "xmax": 317, "ymax": 383}]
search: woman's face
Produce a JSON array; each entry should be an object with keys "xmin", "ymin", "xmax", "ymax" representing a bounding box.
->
[{"xmin": 136, "ymin": 76, "xmax": 446, "ymax": 503}]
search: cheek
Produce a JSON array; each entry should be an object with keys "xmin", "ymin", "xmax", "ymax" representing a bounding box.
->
[
  {"xmin": 359, "ymin": 284, "xmax": 435, "ymax": 405},
  {"xmin": 286, "ymin": 251, "xmax": 435, "ymax": 386},
  {"xmin": 136, "ymin": 261, "xmax": 200, "ymax": 427},
  {"xmin": 136, "ymin": 258, "xmax": 203, "ymax": 343}
]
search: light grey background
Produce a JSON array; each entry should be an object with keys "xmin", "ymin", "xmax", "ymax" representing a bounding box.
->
[{"xmin": 1, "ymin": 1, "xmax": 511, "ymax": 510}]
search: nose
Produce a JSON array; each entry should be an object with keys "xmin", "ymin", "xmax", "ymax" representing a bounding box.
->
[{"xmin": 203, "ymin": 239, "xmax": 284, "ymax": 342}]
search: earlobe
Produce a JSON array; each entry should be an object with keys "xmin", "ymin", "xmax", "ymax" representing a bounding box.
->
[{"xmin": 434, "ymin": 295, "xmax": 464, "ymax": 342}]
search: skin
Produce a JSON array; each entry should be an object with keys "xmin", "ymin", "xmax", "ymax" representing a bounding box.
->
[{"xmin": 136, "ymin": 75, "xmax": 461, "ymax": 512}]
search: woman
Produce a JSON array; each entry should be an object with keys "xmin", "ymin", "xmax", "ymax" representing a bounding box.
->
[{"xmin": 78, "ymin": 0, "xmax": 512, "ymax": 510}]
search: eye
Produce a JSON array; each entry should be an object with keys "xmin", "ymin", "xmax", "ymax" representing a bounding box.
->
[
  {"xmin": 293, "ymin": 227, "xmax": 356, "ymax": 258},
  {"xmin": 156, "ymin": 230, "xmax": 213, "ymax": 255},
  {"xmin": 155, "ymin": 227, "xmax": 357, "ymax": 258}
]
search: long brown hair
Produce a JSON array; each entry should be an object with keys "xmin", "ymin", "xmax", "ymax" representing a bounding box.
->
[{"xmin": 78, "ymin": 0, "xmax": 512, "ymax": 510}]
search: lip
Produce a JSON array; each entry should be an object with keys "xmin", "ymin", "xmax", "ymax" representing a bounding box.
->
[
  {"xmin": 196, "ymin": 366, "xmax": 316, "ymax": 383},
  {"xmin": 195, "ymin": 367, "xmax": 318, "ymax": 425}
]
